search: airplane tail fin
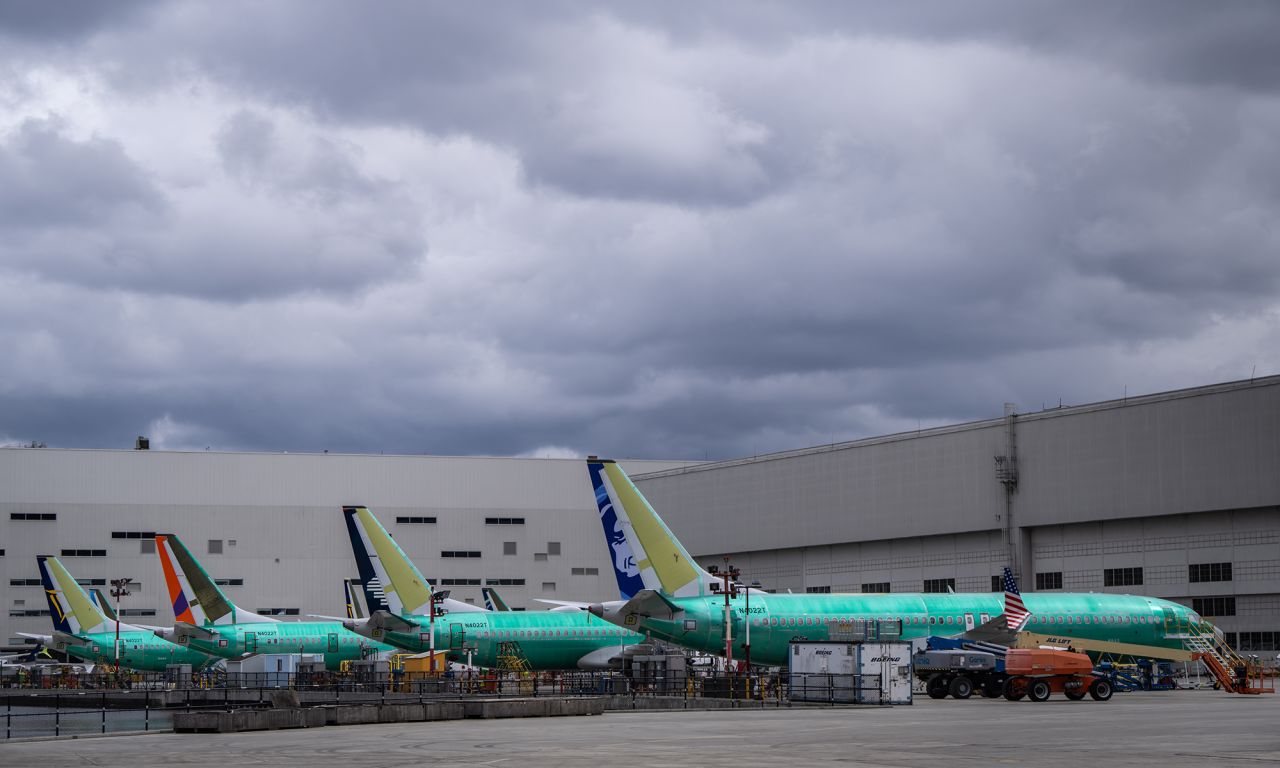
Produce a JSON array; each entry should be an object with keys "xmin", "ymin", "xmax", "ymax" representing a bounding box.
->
[
  {"xmin": 342, "ymin": 506, "xmax": 392, "ymax": 615},
  {"xmin": 90, "ymin": 588, "xmax": 118, "ymax": 621},
  {"xmin": 38, "ymin": 556, "xmax": 112, "ymax": 635},
  {"xmin": 482, "ymin": 586, "xmax": 510, "ymax": 612},
  {"xmin": 587, "ymin": 460, "xmax": 646, "ymax": 600},
  {"xmin": 343, "ymin": 506, "xmax": 434, "ymax": 616},
  {"xmin": 344, "ymin": 579, "xmax": 368, "ymax": 620},
  {"xmin": 1001, "ymin": 567, "xmax": 1031, "ymax": 631},
  {"xmin": 155, "ymin": 534, "xmax": 276, "ymax": 625},
  {"xmin": 586, "ymin": 459, "xmax": 719, "ymax": 599}
]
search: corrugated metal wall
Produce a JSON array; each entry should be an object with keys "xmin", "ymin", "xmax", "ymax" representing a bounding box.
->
[{"xmin": 0, "ymin": 454, "xmax": 692, "ymax": 648}]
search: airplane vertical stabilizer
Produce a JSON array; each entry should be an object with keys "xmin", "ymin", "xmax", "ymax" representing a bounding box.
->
[
  {"xmin": 155, "ymin": 534, "xmax": 276, "ymax": 626},
  {"xmin": 343, "ymin": 506, "xmax": 434, "ymax": 616},
  {"xmin": 38, "ymin": 556, "xmax": 120, "ymax": 636},
  {"xmin": 343, "ymin": 506, "xmax": 392, "ymax": 615},
  {"xmin": 90, "ymin": 588, "xmax": 118, "ymax": 622},
  {"xmin": 588, "ymin": 460, "xmax": 719, "ymax": 599},
  {"xmin": 587, "ymin": 461, "xmax": 646, "ymax": 600},
  {"xmin": 482, "ymin": 587, "xmax": 510, "ymax": 612},
  {"xmin": 344, "ymin": 579, "xmax": 369, "ymax": 620}
]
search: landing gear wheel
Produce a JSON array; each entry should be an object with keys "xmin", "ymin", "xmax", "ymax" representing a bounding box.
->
[
  {"xmin": 1003, "ymin": 676, "xmax": 1027, "ymax": 701},
  {"xmin": 926, "ymin": 675, "xmax": 948, "ymax": 699},
  {"xmin": 982, "ymin": 679, "xmax": 1004, "ymax": 698},
  {"xmin": 949, "ymin": 676, "xmax": 974, "ymax": 699},
  {"xmin": 1089, "ymin": 679, "xmax": 1113, "ymax": 701},
  {"xmin": 1028, "ymin": 680, "xmax": 1052, "ymax": 702}
]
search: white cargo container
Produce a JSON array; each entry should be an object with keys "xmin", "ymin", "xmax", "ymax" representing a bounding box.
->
[
  {"xmin": 225, "ymin": 653, "xmax": 322, "ymax": 687},
  {"xmin": 788, "ymin": 641, "xmax": 913, "ymax": 704}
]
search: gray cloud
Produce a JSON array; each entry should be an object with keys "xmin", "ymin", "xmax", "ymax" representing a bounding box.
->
[
  {"xmin": 0, "ymin": 118, "xmax": 163, "ymax": 229},
  {"xmin": 0, "ymin": 0, "xmax": 161, "ymax": 42},
  {"xmin": 0, "ymin": 114, "xmax": 426, "ymax": 302},
  {"xmin": 0, "ymin": 2, "xmax": 1277, "ymax": 460}
]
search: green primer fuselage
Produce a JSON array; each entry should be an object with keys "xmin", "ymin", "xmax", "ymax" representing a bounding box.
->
[
  {"xmin": 185, "ymin": 621, "xmax": 395, "ymax": 671},
  {"xmin": 67, "ymin": 630, "xmax": 216, "ymax": 672},
  {"xmin": 378, "ymin": 611, "xmax": 645, "ymax": 670},
  {"xmin": 638, "ymin": 591, "xmax": 1205, "ymax": 666}
]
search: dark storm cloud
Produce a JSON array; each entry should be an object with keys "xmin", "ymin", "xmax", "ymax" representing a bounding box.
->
[
  {"xmin": 0, "ymin": 113, "xmax": 425, "ymax": 302},
  {"xmin": 0, "ymin": 0, "xmax": 160, "ymax": 41},
  {"xmin": 0, "ymin": 1, "xmax": 1278, "ymax": 459}
]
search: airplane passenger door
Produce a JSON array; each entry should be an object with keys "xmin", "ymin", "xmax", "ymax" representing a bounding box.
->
[
  {"xmin": 244, "ymin": 632, "xmax": 257, "ymax": 653},
  {"xmin": 449, "ymin": 623, "xmax": 465, "ymax": 650},
  {"xmin": 327, "ymin": 633, "xmax": 339, "ymax": 653},
  {"xmin": 964, "ymin": 613, "xmax": 975, "ymax": 632}
]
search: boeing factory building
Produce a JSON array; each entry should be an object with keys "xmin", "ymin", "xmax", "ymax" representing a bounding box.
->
[{"xmin": 2, "ymin": 376, "xmax": 1277, "ymax": 654}]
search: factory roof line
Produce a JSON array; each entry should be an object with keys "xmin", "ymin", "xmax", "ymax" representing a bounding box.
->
[
  {"xmin": 632, "ymin": 374, "xmax": 1280, "ymax": 481},
  {"xmin": 0, "ymin": 444, "xmax": 697, "ymax": 467}
]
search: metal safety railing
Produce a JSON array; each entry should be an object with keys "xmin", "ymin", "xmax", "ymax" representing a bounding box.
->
[{"xmin": 0, "ymin": 666, "xmax": 909, "ymax": 739}]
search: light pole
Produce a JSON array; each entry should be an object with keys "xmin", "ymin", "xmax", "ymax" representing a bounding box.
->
[
  {"xmin": 109, "ymin": 578, "xmax": 133, "ymax": 678},
  {"xmin": 711, "ymin": 558, "xmax": 740, "ymax": 674}
]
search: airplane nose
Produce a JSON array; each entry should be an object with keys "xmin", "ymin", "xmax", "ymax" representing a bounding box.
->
[{"xmin": 587, "ymin": 604, "xmax": 604, "ymax": 618}]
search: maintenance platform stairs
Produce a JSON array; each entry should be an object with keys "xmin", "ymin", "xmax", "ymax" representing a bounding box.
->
[
  {"xmin": 496, "ymin": 641, "xmax": 532, "ymax": 673},
  {"xmin": 1184, "ymin": 629, "xmax": 1275, "ymax": 695}
]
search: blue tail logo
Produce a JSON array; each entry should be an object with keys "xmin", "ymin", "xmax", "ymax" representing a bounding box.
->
[
  {"xmin": 37, "ymin": 556, "xmax": 72, "ymax": 633},
  {"xmin": 342, "ymin": 506, "xmax": 389, "ymax": 613},
  {"xmin": 588, "ymin": 461, "xmax": 644, "ymax": 600}
]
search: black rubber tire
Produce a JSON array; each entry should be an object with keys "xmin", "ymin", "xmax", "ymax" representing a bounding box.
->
[
  {"xmin": 949, "ymin": 676, "xmax": 974, "ymax": 699},
  {"xmin": 1003, "ymin": 676, "xmax": 1027, "ymax": 701},
  {"xmin": 1028, "ymin": 679, "xmax": 1052, "ymax": 702},
  {"xmin": 926, "ymin": 674, "xmax": 949, "ymax": 699},
  {"xmin": 1089, "ymin": 679, "xmax": 1113, "ymax": 701},
  {"xmin": 982, "ymin": 678, "xmax": 1004, "ymax": 698},
  {"xmin": 1064, "ymin": 688, "xmax": 1087, "ymax": 701}
]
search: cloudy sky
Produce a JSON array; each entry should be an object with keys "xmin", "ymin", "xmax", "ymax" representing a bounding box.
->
[{"xmin": 1, "ymin": 1, "xmax": 1277, "ymax": 460}]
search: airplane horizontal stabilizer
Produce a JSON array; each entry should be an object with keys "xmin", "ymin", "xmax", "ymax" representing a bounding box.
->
[
  {"xmin": 618, "ymin": 589, "xmax": 683, "ymax": 621},
  {"xmin": 955, "ymin": 614, "xmax": 1025, "ymax": 646},
  {"xmin": 174, "ymin": 621, "xmax": 216, "ymax": 642},
  {"xmin": 367, "ymin": 610, "xmax": 418, "ymax": 633},
  {"xmin": 532, "ymin": 599, "xmax": 591, "ymax": 611}
]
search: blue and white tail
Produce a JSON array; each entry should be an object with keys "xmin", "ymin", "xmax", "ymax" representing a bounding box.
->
[
  {"xmin": 586, "ymin": 459, "xmax": 720, "ymax": 599},
  {"xmin": 586, "ymin": 460, "xmax": 646, "ymax": 600}
]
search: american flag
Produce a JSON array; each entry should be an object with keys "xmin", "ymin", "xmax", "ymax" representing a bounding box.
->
[{"xmin": 1003, "ymin": 567, "xmax": 1030, "ymax": 631}]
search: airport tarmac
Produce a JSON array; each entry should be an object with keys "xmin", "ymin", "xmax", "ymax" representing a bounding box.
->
[{"xmin": 2, "ymin": 689, "xmax": 1277, "ymax": 767}]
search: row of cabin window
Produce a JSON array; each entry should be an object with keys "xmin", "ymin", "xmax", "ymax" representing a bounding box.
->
[
  {"xmin": 751, "ymin": 613, "xmax": 1164, "ymax": 628},
  {"xmin": 480, "ymin": 628, "xmax": 629, "ymax": 640},
  {"xmin": 825, "ymin": 567, "xmax": 1190, "ymax": 593}
]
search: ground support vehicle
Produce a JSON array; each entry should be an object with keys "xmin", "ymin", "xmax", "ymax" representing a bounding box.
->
[
  {"xmin": 1001, "ymin": 649, "xmax": 1111, "ymax": 702},
  {"xmin": 915, "ymin": 648, "xmax": 1006, "ymax": 700}
]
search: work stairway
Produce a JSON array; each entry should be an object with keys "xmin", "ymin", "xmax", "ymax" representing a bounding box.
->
[
  {"xmin": 1184, "ymin": 630, "xmax": 1275, "ymax": 695},
  {"xmin": 496, "ymin": 641, "xmax": 531, "ymax": 673}
]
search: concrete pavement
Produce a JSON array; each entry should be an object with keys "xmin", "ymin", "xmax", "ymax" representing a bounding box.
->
[{"xmin": 3, "ymin": 689, "xmax": 1277, "ymax": 766}]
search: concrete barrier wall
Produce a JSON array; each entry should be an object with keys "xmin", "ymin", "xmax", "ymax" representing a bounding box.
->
[{"xmin": 173, "ymin": 697, "xmax": 603, "ymax": 734}]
